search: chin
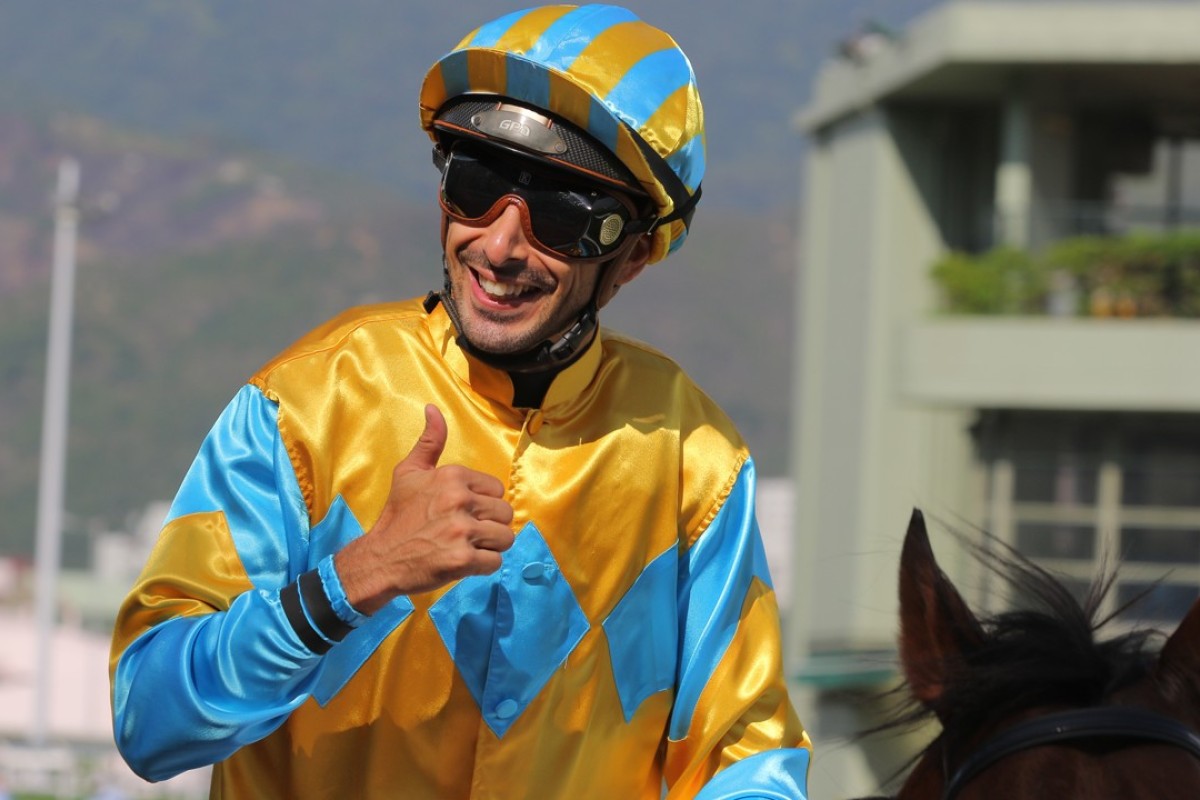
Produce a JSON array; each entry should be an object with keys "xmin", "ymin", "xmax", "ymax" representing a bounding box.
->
[{"xmin": 460, "ymin": 320, "xmax": 546, "ymax": 356}]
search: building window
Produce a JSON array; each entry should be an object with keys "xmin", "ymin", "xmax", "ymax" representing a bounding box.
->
[{"xmin": 976, "ymin": 411, "xmax": 1200, "ymax": 627}]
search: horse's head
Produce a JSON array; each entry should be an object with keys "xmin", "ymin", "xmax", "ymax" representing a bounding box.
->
[{"xmin": 888, "ymin": 508, "xmax": 1200, "ymax": 799}]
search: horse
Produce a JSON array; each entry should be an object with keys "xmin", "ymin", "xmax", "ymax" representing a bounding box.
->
[{"xmin": 858, "ymin": 508, "xmax": 1200, "ymax": 799}]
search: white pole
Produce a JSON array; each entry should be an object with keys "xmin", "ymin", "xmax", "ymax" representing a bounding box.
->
[{"xmin": 32, "ymin": 157, "xmax": 81, "ymax": 747}]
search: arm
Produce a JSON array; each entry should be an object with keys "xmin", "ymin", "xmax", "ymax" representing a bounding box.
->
[
  {"xmin": 664, "ymin": 458, "xmax": 812, "ymax": 800},
  {"xmin": 110, "ymin": 390, "xmax": 515, "ymax": 781},
  {"xmin": 110, "ymin": 385, "xmax": 337, "ymax": 780}
]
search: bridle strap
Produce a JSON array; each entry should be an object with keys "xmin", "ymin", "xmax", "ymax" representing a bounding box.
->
[{"xmin": 943, "ymin": 707, "xmax": 1200, "ymax": 800}]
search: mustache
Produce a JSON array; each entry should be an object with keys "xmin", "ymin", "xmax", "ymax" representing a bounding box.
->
[{"xmin": 458, "ymin": 249, "xmax": 557, "ymax": 292}]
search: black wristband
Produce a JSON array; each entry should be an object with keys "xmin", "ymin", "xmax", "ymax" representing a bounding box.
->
[
  {"xmin": 280, "ymin": 579, "xmax": 332, "ymax": 655},
  {"xmin": 298, "ymin": 569, "xmax": 354, "ymax": 643}
]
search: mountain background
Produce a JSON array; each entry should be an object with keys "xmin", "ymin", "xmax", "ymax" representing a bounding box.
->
[{"xmin": 0, "ymin": 0, "xmax": 958, "ymax": 561}]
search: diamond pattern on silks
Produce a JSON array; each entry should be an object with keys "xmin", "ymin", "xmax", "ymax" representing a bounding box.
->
[
  {"xmin": 310, "ymin": 495, "xmax": 416, "ymax": 705},
  {"xmin": 428, "ymin": 521, "xmax": 591, "ymax": 737}
]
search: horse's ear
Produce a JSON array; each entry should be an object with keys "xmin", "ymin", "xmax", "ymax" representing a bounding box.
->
[
  {"xmin": 1156, "ymin": 597, "xmax": 1200, "ymax": 703},
  {"xmin": 898, "ymin": 508, "xmax": 984, "ymax": 708}
]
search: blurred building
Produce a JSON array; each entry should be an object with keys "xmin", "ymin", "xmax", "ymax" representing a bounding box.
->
[
  {"xmin": 787, "ymin": 2, "xmax": 1200, "ymax": 796},
  {"xmin": 0, "ymin": 499, "xmax": 209, "ymax": 797},
  {"xmin": 58, "ymin": 501, "xmax": 170, "ymax": 635}
]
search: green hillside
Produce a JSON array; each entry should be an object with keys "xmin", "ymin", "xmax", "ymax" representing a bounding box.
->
[
  {"xmin": 0, "ymin": 112, "xmax": 793, "ymax": 560},
  {"xmin": 0, "ymin": 0, "xmax": 972, "ymax": 557},
  {"xmin": 0, "ymin": 0, "xmax": 962, "ymax": 558}
]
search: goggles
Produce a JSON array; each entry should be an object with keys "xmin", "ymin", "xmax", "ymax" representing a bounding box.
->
[{"xmin": 437, "ymin": 144, "xmax": 654, "ymax": 260}]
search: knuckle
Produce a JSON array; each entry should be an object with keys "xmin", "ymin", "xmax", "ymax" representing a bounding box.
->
[
  {"xmin": 438, "ymin": 464, "xmax": 468, "ymax": 483},
  {"xmin": 432, "ymin": 489, "xmax": 470, "ymax": 518},
  {"xmin": 445, "ymin": 481, "xmax": 473, "ymax": 505},
  {"xmin": 445, "ymin": 514, "xmax": 478, "ymax": 542},
  {"xmin": 445, "ymin": 549, "xmax": 475, "ymax": 573}
]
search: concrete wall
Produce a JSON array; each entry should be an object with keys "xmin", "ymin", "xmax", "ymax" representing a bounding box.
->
[{"xmin": 789, "ymin": 100, "xmax": 980, "ymax": 800}]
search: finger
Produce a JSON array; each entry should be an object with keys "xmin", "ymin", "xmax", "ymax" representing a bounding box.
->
[
  {"xmin": 469, "ymin": 550, "xmax": 504, "ymax": 577},
  {"xmin": 439, "ymin": 464, "xmax": 506, "ymax": 498},
  {"xmin": 467, "ymin": 495, "xmax": 514, "ymax": 526},
  {"xmin": 465, "ymin": 471, "xmax": 506, "ymax": 498},
  {"xmin": 400, "ymin": 404, "xmax": 448, "ymax": 473},
  {"xmin": 468, "ymin": 521, "xmax": 516, "ymax": 553}
]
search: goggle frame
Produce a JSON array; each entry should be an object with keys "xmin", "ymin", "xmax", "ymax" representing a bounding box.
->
[{"xmin": 437, "ymin": 143, "xmax": 654, "ymax": 260}]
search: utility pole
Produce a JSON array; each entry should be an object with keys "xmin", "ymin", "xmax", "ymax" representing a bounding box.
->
[{"xmin": 32, "ymin": 157, "xmax": 81, "ymax": 747}]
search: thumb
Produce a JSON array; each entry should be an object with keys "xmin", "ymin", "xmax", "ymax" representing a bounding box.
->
[{"xmin": 400, "ymin": 403, "xmax": 447, "ymax": 472}]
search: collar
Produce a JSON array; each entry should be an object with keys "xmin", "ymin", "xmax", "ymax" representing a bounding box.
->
[{"xmin": 423, "ymin": 300, "xmax": 603, "ymax": 412}]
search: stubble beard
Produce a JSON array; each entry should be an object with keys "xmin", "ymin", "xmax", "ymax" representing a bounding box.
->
[{"xmin": 450, "ymin": 249, "xmax": 598, "ymax": 356}]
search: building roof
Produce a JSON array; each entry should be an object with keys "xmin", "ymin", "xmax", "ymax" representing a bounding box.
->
[{"xmin": 797, "ymin": 1, "xmax": 1200, "ymax": 132}]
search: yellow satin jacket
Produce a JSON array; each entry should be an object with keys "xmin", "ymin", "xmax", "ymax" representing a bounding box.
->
[{"xmin": 110, "ymin": 298, "xmax": 810, "ymax": 799}]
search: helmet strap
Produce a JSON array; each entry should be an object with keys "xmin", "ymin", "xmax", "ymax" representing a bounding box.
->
[{"xmin": 424, "ymin": 221, "xmax": 640, "ymax": 375}]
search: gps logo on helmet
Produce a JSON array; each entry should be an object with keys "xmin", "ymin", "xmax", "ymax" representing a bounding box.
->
[{"xmin": 498, "ymin": 119, "xmax": 531, "ymax": 138}]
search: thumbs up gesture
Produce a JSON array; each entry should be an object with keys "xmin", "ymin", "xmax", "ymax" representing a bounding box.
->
[{"xmin": 334, "ymin": 404, "xmax": 515, "ymax": 614}]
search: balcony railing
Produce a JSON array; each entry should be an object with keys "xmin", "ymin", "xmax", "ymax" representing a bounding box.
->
[{"xmin": 987, "ymin": 201, "xmax": 1200, "ymax": 253}]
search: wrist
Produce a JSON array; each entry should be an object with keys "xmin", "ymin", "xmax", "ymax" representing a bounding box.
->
[{"xmin": 333, "ymin": 542, "xmax": 394, "ymax": 616}]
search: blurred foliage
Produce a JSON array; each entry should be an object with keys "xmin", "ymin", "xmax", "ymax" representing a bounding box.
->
[
  {"xmin": 931, "ymin": 247, "xmax": 1044, "ymax": 315},
  {"xmin": 931, "ymin": 230, "xmax": 1200, "ymax": 318}
]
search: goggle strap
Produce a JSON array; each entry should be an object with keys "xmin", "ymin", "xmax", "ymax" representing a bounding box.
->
[
  {"xmin": 628, "ymin": 182, "xmax": 702, "ymax": 237},
  {"xmin": 624, "ymin": 122, "xmax": 702, "ymax": 232}
]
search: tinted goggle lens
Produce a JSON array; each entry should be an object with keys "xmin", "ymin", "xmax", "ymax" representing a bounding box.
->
[{"xmin": 439, "ymin": 146, "xmax": 643, "ymax": 258}]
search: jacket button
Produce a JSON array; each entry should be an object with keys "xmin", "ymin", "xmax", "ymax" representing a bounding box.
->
[{"xmin": 522, "ymin": 562, "xmax": 550, "ymax": 583}]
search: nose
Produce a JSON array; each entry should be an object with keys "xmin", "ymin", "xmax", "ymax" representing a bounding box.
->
[{"xmin": 479, "ymin": 199, "xmax": 534, "ymax": 264}]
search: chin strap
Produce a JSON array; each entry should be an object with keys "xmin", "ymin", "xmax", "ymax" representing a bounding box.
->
[
  {"xmin": 428, "ymin": 209, "xmax": 642, "ymax": 374},
  {"xmin": 424, "ymin": 257, "xmax": 601, "ymax": 374}
]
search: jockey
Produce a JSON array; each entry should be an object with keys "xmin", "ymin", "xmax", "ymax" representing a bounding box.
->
[{"xmin": 110, "ymin": 6, "xmax": 812, "ymax": 798}]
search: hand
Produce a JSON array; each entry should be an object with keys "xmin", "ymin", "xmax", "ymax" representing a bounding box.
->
[{"xmin": 334, "ymin": 404, "xmax": 515, "ymax": 614}]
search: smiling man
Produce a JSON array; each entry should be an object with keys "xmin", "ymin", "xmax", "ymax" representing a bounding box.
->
[{"xmin": 110, "ymin": 5, "xmax": 811, "ymax": 799}]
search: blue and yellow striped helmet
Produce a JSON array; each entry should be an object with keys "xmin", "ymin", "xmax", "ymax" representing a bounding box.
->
[{"xmin": 420, "ymin": 4, "xmax": 705, "ymax": 263}]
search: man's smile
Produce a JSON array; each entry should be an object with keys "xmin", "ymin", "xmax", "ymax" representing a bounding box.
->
[
  {"xmin": 474, "ymin": 271, "xmax": 543, "ymax": 302},
  {"xmin": 464, "ymin": 257, "xmax": 558, "ymax": 311}
]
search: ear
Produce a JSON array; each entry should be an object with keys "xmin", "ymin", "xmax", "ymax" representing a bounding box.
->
[
  {"xmin": 1156, "ymin": 598, "xmax": 1200, "ymax": 708},
  {"xmin": 596, "ymin": 235, "xmax": 651, "ymax": 309},
  {"xmin": 898, "ymin": 508, "xmax": 985, "ymax": 709},
  {"xmin": 613, "ymin": 235, "xmax": 651, "ymax": 286}
]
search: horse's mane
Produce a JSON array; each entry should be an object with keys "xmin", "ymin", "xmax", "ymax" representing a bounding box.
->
[{"xmin": 865, "ymin": 522, "xmax": 1166, "ymax": 768}]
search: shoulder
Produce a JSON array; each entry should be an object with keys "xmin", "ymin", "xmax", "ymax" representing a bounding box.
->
[
  {"xmin": 599, "ymin": 329, "xmax": 749, "ymax": 535},
  {"xmin": 600, "ymin": 329, "xmax": 743, "ymax": 446},
  {"xmin": 250, "ymin": 298, "xmax": 429, "ymax": 387},
  {"xmin": 266, "ymin": 298, "xmax": 428, "ymax": 365}
]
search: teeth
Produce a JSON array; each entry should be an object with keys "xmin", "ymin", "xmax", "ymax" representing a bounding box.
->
[{"xmin": 479, "ymin": 276, "xmax": 535, "ymax": 298}]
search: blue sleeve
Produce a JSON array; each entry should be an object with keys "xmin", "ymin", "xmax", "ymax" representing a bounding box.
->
[
  {"xmin": 110, "ymin": 384, "xmax": 362, "ymax": 781},
  {"xmin": 669, "ymin": 458, "xmax": 811, "ymax": 799},
  {"xmin": 693, "ymin": 750, "xmax": 812, "ymax": 800}
]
